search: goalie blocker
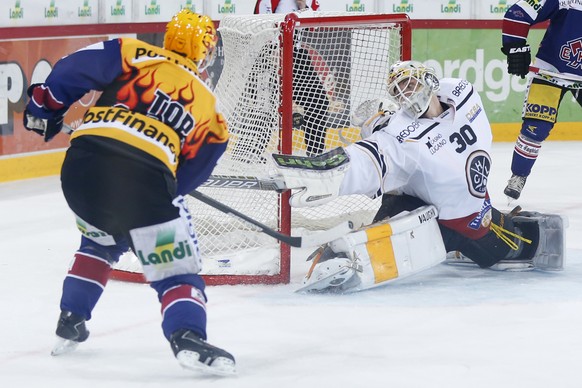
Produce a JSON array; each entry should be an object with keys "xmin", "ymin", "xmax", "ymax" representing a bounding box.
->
[
  {"xmin": 271, "ymin": 147, "xmax": 349, "ymax": 207},
  {"xmin": 298, "ymin": 206, "xmax": 567, "ymax": 294}
]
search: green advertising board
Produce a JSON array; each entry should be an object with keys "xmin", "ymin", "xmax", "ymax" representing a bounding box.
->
[{"xmin": 413, "ymin": 28, "xmax": 580, "ymax": 127}]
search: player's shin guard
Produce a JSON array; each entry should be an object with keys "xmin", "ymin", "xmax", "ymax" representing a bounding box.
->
[
  {"xmin": 152, "ymin": 275, "xmax": 236, "ymax": 376},
  {"xmin": 511, "ymin": 132, "xmax": 543, "ymax": 177},
  {"xmin": 161, "ymin": 284, "xmax": 207, "ymax": 340},
  {"xmin": 60, "ymin": 252, "xmax": 112, "ymax": 320},
  {"xmin": 151, "ymin": 274, "xmax": 208, "ymax": 340}
]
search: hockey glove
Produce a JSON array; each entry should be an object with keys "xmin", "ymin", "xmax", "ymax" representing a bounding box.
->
[
  {"xmin": 272, "ymin": 147, "xmax": 350, "ymax": 207},
  {"xmin": 501, "ymin": 43, "xmax": 531, "ymax": 79},
  {"xmin": 23, "ymin": 83, "xmax": 67, "ymax": 142}
]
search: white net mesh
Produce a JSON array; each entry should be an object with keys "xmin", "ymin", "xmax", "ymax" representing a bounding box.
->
[
  {"xmin": 114, "ymin": 13, "xmax": 409, "ymax": 282},
  {"xmin": 191, "ymin": 12, "xmax": 406, "ymax": 278}
]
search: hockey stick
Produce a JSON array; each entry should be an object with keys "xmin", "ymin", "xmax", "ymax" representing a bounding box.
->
[
  {"xmin": 62, "ymin": 125, "xmax": 354, "ymax": 246},
  {"xmin": 62, "ymin": 123, "xmax": 75, "ymax": 134},
  {"xmin": 202, "ymin": 175, "xmax": 287, "ymax": 192},
  {"xmin": 188, "ymin": 189, "xmax": 354, "ymax": 248},
  {"xmin": 529, "ymin": 66, "xmax": 582, "ymax": 82}
]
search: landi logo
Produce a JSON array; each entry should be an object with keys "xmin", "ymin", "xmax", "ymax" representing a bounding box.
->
[
  {"xmin": 441, "ymin": 0, "xmax": 461, "ymax": 13},
  {"xmin": 218, "ymin": 0, "xmax": 235, "ymax": 14},
  {"xmin": 137, "ymin": 229, "xmax": 193, "ymax": 265},
  {"xmin": 181, "ymin": 0, "xmax": 196, "ymax": 12},
  {"xmin": 45, "ymin": 0, "xmax": 58, "ymax": 18},
  {"xmin": 145, "ymin": 0, "xmax": 160, "ymax": 15},
  {"xmin": 393, "ymin": 0, "xmax": 413, "ymax": 13},
  {"xmin": 111, "ymin": 0, "xmax": 125, "ymax": 16},
  {"xmin": 490, "ymin": 0, "xmax": 509, "ymax": 14},
  {"xmin": 78, "ymin": 0, "xmax": 92, "ymax": 17},
  {"xmin": 75, "ymin": 218, "xmax": 108, "ymax": 239},
  {"xmin": 524, "ymin": 0, "xmax": 542, "ymax": 11},
  {"xmin": 346, "ymin": 0, "xmax": 365, "ymax": 12},
  {"xmin": 9, "ymin": 0, "xmax": 23, "ymax": 19}
]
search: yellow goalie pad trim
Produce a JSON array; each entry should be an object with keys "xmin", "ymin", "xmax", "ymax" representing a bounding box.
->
[{"xmin": 365, "ymin": 223, "xmax": 399, "ymax": 283}]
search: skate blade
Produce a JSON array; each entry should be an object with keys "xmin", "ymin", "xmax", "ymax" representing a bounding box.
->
[
  {"xmin": 490, "ymin": 261, "xmax": 535, "ymax": 272},
  {"xmin": 176, "ymin": 350, "xmax": 237, "ymax": 377},
  {"xmin": 51, "ymin": 337, "xmax": 80, "ymax": 356}
]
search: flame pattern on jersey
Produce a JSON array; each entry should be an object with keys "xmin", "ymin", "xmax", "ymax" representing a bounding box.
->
[{"xmin": 94, "ymin": 38, "xmax": 228, "ymax": 164}]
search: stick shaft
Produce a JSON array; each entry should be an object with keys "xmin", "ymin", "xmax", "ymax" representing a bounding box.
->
[
  {"xmin": 529, "ymin": 66, "xmax": 582, "ymax": 82},
  {"xmin": 188, "ymin": 190, "xmax": 302, "ymax": 247},
  {"xmin": 188, "ymin": 190, "xmax": 354, "ymax": 248}
]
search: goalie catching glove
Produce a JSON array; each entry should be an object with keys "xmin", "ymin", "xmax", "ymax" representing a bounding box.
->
[
  {"xmin": 352, "ymin": 98, "xmax": 397, "ymax": 139},
  {"xmin": 23, "ymin": 83, "xmax": 68, "ymax": 142},
  {"xmin": 271, "ymin": 147, "xmax": 350, "ymax": 207}
]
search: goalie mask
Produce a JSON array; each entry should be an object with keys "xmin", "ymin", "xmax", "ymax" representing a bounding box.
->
[
  {"xmin": 386, "ymin": 61, "xmax": 440, "ymax": 119},
  {"xmin": 164, "ymin": 9, "xmax": 217, "ymax": 70}
]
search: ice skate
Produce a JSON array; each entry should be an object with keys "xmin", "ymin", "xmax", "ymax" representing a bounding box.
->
[
  {"xmin": 51, "ymin": 311, "xmax": 90, "ymax": 356},
  {"xmin": 170, "ymin": 329, "xmax": 236, "ymax": 376},
  {"xmin": 504, "ymin": 174, "xmax": 527, "ymax": 200}
]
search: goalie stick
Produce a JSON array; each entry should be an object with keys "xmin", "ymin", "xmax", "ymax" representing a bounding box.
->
[{"xmin": 188, "ymin": 189, "xmax": 354, "ymax": 248}]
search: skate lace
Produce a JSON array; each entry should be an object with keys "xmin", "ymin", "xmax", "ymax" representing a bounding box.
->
[{"xmin": 490, "ymin": 222, "xmax": 532, "ymax": 251}]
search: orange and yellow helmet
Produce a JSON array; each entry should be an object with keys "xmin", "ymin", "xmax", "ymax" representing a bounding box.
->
[{"xmin": 164, "ymin": 9, "xmax": 217, "ymax": 65}]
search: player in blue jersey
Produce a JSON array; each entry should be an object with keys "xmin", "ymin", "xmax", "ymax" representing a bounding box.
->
[
  {"xmin": 501, "ymin": 0, "xmax": 582, "ymax": 199},
  {"xmin": 23, "ymin": 10, "xmax": 236, "ymax": 376}
]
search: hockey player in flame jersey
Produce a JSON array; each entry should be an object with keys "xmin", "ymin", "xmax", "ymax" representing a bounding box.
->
[
  {"xmin": 274, "ymin": 61, "xmax": 565, "ymax": 293},
  {"xmin": 23, "ymin": 9, "xmax": 236, "ymax": 376}
]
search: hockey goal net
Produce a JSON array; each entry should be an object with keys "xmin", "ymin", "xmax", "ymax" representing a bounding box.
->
[{"xmin": 112, "ymin": 11, "xmax": 411, "ymax": 285}]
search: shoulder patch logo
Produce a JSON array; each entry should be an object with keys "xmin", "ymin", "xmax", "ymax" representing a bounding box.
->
[
  {"xmin": 465, "ymin": 104, "xmax": 482, "ymax": 123},
  {"xmin": 465, "ymin": 150, "xmax": 491, "ymax": 198}
]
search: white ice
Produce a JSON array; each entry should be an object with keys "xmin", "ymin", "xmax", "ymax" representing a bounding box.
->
[{"xmin": 1, "ymin": 142, "xmax": 582, "ymax": 388}]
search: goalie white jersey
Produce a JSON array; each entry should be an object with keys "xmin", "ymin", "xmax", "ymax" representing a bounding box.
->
[{"xmin": 340, "ymin": 78, "xmax": 493, "ymax": 239}]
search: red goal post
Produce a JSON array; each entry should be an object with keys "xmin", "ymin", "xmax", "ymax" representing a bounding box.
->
[{"xmin": 112, "ymin": 11, "xmax": 412, "ymax": 285}]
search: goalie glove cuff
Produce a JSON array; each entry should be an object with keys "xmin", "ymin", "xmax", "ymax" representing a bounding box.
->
[{"xmin": 286, "ymin": 168, "xmax": 347, "ymax": 207}]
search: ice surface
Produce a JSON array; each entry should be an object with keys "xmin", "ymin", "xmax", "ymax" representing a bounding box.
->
[{"xmin": 1, "ymin": 142, "xmax": 581, "ymax": 388}]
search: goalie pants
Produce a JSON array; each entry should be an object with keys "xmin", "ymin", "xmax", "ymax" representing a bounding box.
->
[
  {"xmin": 59, "ymin": 136, "xmax": 209, "ymax": 340},
  {"xmin": 373, "ymin": 194, "xmax": 536, "ymax": 268}
]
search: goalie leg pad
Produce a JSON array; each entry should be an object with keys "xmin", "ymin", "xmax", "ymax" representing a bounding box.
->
[
  {"xmin": 129, "ymin": 217, "xmax": 202, "ymax": 282},
  {"xmin": 297, "ymin": 206, "xmax": 446, "ymax": 293},
  {"xmin": 445, "ymin": 211, "xmax": 567, "ymax": 271},
  {"xmin": 512, "ymin": 211, "xmax": 567, "ymax": 271}
]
